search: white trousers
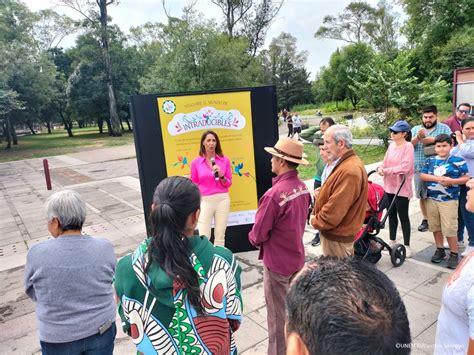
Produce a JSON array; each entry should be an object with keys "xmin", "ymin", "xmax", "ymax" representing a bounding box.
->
[{"xmin": 198, "ymin": 192, "xmax": 230, "ymax": 247}]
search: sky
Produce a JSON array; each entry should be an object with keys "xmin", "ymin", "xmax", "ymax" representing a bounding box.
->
[{"xmin": 24, "ymin": 0, "xmax": 391, "ymax": 78}]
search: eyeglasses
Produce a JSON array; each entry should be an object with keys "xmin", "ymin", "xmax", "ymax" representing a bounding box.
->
[{"xmin": 458, "ymin": 109, "xmax": 470, "ymax": 114}]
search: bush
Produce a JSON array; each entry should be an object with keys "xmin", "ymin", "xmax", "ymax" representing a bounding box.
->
[
  {"xmin": 320, "ymin": 100, "xmax": 353, "ymax": 112},
  {"xmin": 291, "ymin": 103, "xmax": 318, "ymax": 112},
  {"xmin": 351, "ymin": 126, "xmax": 374, "ymax": 138},
  {"xmin": 300, "ymin": 126, "xmax": 320, "ymax": 141}
]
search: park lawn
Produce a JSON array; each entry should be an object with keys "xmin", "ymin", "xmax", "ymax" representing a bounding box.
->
[
  {"xmin": 0, "ymin": 127, "xmax": 135, "ymax": 163},
  {"xmin": 298, "ymin": 144, "xmax": 386, "ymax": 181}
]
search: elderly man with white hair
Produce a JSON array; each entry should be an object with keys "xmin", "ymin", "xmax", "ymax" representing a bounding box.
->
[
  {"xmin": 310, "ymin": 124, "xmax": 368, "ymax": 256},
  {"xmin": 24, "ymin": 190, "xmax": 117, "ymax": 354}
]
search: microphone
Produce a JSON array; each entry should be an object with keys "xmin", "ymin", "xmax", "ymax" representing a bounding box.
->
[{"xmin": 210, "ymin": 157, "xmax": 219, "ymax": 180}]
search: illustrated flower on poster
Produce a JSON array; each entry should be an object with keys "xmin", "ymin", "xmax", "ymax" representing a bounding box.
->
[
  {"xmin": 173, "ymin": 154, "xmax": 190, "ymax": 170},
  {"xmin": 232, "ymin": 161, "xmax": 255, "ymax": 181}
]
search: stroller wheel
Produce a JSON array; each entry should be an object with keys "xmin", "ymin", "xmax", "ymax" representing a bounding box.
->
[{"xmin": 390, "ymin": 244, "xmax": 406, "ymax": 267}]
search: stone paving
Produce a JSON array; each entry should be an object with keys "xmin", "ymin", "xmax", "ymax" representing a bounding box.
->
[{"xmin": 0, "ymin": 140, "xmax": 458, "ymax": 354}]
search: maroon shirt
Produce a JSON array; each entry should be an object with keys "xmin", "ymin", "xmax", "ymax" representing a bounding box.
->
[
  {"xmin": 444, "ymin": 114, "xmax": 462, "ymax": 132},
  {"xmin": 248, "ymin": 170, "xmax": 311, "ymax": 276}
]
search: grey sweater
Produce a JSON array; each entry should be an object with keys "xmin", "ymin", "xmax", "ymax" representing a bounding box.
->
[{"xmin": 24, "ymin": 235, "xmax": 116, "ymax": 343}]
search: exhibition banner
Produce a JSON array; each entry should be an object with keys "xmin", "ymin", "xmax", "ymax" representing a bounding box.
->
[{"xmin": 157, "ymin": 91, "xmax": 258, "ymax": 225}]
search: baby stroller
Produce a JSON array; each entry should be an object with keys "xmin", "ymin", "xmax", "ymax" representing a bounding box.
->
[{"xmin": 354, "ymin": 171, "xmax": 407, "ymax": 267}]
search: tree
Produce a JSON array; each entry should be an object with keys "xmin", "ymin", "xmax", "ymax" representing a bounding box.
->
[
  {"xmin": 311, "ymin": 43, "xmax": 374, "ymax": 108},
  {"xmin": 261, "ymin": 32, "xmax": 313, "ymax": 110},
  {"xmin": 350, "ymin": 53, "xmax": 448, "ymax": 146},
  {"xmin": 401, "ymin": 0, "xmax": 473, "ymax": 47},
  {"xmin": 434, "ymin": 27, "xmax": 474, "ymax": 85},
  {"xmin": 139, "ymin": 14, "xmax": 264, "ymax": 93},
  {"xmin": 364, "ymin": 1, "xmax": 399, "ymax": 56},
  {"xmin": 339, "ymin": 43, "xmax": 374, "ymax": 108},
  {"xmin": 0, "ymin": 89, "xmax": 25, "ymax": 149},
  {"xmin": 60, "ymin": 0, "xmax": 123, "ymax": 136},
  {"xmin": 400, "ymin": 0, "xmax": 474, "ymax": 80},
  {"xmin": 315, "ymin": 1, "xmax": 399, "ymax": 55},
  {"xmin": 0, "ymin": 0, "xmax": 61, "ymax": 148},
  {"xmin": 315, "ymin": 2, "xmax": 375, "ymax": 44},
  {"xmin": 211, "ymin": 0, "xmax": 283, "ymax": 56},
  {"xmin": 66, "ymin": 26, "xmax": 138, "ymax": 132},
  {"xmin": 48, "ymin": 48, "xmax": 75, "ymax": 136},
  {"xmin": 32, "ymin": 9, "xmax": 77, "ymax": 50}
]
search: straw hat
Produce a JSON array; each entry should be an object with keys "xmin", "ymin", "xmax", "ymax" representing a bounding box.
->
[{"xmin": 264, "ymin": 137, "xmax": 309, "ymax": 166}]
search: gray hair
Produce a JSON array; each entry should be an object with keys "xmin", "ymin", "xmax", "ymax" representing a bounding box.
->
[
  {"xmin": 331, "ymin": 124, "xmax": 353, "ymax": 148},
  {"xmin": 45, "ymin": 190, "xmax": 86, "ymax": 231}
]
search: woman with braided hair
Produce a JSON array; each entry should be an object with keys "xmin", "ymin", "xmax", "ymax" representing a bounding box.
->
[{"xmin": 114, "ymin": 176, "xmax": 242, "ymax": 354}]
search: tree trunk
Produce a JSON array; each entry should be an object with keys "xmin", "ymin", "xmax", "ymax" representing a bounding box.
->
[
  {"xmin": 59, "ymin": 111, "xmax": 74, "ymax": 137},
  {"xmin": 98, "ymin": 117, "xmax": 104, "ymax": 134},
  {"xmin": 125, "ymin": 117, "xmax": 132, "ymax": 131},
  {"xmin": 46, "ymin": 121, "xmax": 52, "ymax": 134},
  {"xmin": 7, "ymin": 117, "xmax": 18, "ymax": 146},
  {"xmin": 26, "ymin": 121, "xmax": 37, "ymax": 135},
  {"xmin": 66, "ymin": 122, "xmax": 73, "ymax": 137},
  {"xmin": 105, "ymin": 118, "xmax": 112, "ymax": 136},
  {"xmin": 120, "ymin": 120, "xmax": 124, "ymax": 131},
  {"xmin": 4, "ymin": 120, "xmax": 11, "ymax": 149},
  {"xmin": 98, "ymin": 0, "xmax": 122, "ymax": 137}
]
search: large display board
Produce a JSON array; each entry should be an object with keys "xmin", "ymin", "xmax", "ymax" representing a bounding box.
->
[{"xmin": 130, "ymin": 86, "xmax": 278, "ymax": 252}]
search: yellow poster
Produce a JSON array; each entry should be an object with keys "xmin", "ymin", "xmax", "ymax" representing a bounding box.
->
[{"xmin": 157, "ymin": 91, "xmax": 258, "ymax": 225}]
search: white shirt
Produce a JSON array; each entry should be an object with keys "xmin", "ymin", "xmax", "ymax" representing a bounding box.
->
[
  {"xmin": 435, "ymin": 253, "xmax": 474, "ymax": 354},
  {"xmin": 292, "ymin": 115, "xmax": 301, "ymax": 128}
]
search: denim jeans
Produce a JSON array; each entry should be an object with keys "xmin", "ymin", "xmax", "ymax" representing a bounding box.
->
[
  {"xmin": 458, "ymin": 185, "xmax": 474, "ymax": 246},
  {"xmin": 40, "ymin": 323, "xmax": 116, "ymax": 355}
]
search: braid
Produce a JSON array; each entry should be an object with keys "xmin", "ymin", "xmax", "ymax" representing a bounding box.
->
[{"xmin": 146, "ymin": 177, "xmax": 204, "ymax": 314}]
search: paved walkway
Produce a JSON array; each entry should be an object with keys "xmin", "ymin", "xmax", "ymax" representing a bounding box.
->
[{"xmin": 0, "ymin": 140, "xmax": 455, "ymax": 354}]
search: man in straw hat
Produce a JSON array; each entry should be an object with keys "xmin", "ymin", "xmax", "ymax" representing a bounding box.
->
[
  {"xmin": 248, "ymin": 137, "xmax": 311, "ymax": 355},
  {"xmin": 311, "ymin": 124, "xmax": 368, "ymax": 257}
]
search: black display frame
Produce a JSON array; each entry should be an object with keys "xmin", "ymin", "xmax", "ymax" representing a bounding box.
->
[{"xmin": 130, "ymin": 86, "xmax": 278, "ymax": 252}]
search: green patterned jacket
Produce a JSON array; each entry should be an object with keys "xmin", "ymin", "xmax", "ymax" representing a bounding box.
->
[{"xmin": 114, "ymin": 235, "xmax": 242, "ymax": 354}]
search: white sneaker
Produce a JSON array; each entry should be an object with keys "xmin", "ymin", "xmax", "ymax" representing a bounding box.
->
[
  {"xmin": 404, "ymin": 246, "xmax": 412, "ymax": 259},
  {"xmin": 388, "ymin": 240, "xmax": 396, "ymax": 248},
  {"xmin": 461, "ymin": 245, "xmax": 474, "ymax": 257}
]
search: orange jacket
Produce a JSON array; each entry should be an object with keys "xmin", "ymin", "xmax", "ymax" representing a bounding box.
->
[{"xmin": 312, "ymin": 150, "xmax": 368, "ymax": 242}]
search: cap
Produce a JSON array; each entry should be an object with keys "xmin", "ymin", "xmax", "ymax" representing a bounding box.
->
[{"xmin": 389, "ymin": 120, "xmax": 411, "ymax": 133}]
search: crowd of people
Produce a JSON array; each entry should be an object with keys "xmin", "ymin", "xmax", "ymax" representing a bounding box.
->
[{"xmin": 23, "ymin": 104, "xmax": 474, "ymax": 354}]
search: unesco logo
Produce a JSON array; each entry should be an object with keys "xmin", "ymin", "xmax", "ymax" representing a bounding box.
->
[{"xmin": 162, "ymin": 100, "xmax": 176, "ymax": 114}]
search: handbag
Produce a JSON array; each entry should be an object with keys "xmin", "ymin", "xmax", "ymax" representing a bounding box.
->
[{"xmin": 423, "ymin": 144, "xmax": 436, "ymax": 157}]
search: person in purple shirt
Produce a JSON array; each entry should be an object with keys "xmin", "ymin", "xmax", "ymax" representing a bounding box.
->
[
  {"xmin": 248, "ymin": 137, "xmax": 311, "ymax": 355},
  {"xmin": 444, "ymin": 103, "xmax": 471, "ymax": 133},
  {"xmin": 190, "ymin": 130, "xmax": 232, "ymax": 247}
]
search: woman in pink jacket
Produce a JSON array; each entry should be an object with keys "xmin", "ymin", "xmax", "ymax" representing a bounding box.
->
[
  {"xmin": 190, "ymin": 130, "xmax": 232, "ymax": 247},
  {"xmin": 376, "ymin": 120, "xmax": 415, "ymax": 257}
]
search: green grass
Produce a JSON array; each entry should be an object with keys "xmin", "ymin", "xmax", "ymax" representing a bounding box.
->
[
  {"xmin": 0, "ymin": 127, "xmax": 135, "ymax": 162},
  {"xmin": 298, "ymin": 144, "xmax": 386, "ymax": 180}
]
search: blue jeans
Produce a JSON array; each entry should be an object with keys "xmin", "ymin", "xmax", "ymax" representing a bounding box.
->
[
  {"xmin": 40, "ymin": 323, "xmax": 116, "ymax": 355},
  {"xmin": 458, "ymin": 185, "xmax": 474, "ymax": 246}
]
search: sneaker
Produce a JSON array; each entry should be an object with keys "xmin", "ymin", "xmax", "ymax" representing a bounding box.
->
[
  {"xmin": 404, "ymin": 246, "xmax": 412, "ymax": 259},
  {"xmin": 311, "ymin": 233, "xmax": 321, "ymax": 247},
  {"xmin": 431, "ymin": 248, "xmax": 446, "ymax": 263},
  {"xmin": 418, "ymin": 219, "xmax": 429, "ymax": 232},
  {"xmin": 388, "ymin": 239, "xmax": 396, "ymax": 248},
  {"xmin": 447, "ymin": 253, "xmax": 459, "ymax": 269},
  {"xmin": 458, "ymin": 240, "xmax": 465, "ymax": 250},
  {"xmin": 461, "ymin": 245, "xmax": 474, "ymax": 257}
]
